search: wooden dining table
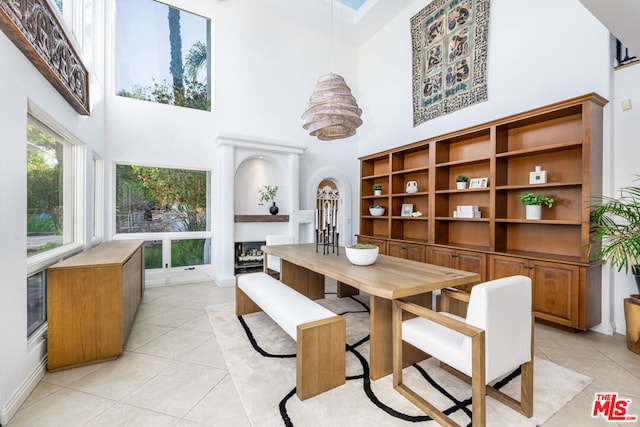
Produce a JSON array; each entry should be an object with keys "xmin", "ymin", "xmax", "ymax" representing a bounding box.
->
[{"xmin": 261, "ymin": 243, "xmax": 480, "ymax": 380}]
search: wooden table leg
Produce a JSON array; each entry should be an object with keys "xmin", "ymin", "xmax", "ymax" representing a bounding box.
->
[
  {"xmin": 280, "ymin": 260, "xmax": 325, "ymax": 300},
  {"xmin": 369, "ymin": 294, "xmax": 431, "ymax": 380},
  {"xmin": 337, "ymin": 281, "xmax": 359, "ymax": 298}
]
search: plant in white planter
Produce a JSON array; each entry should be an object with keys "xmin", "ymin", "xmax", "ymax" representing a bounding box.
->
[
  {"xmin": 519, "ymin": 193, "xmax": 554, "ymax": 220},
  {"xmin": 369, "ymin": 205, "xmax": 385, "ymax": 216},
  {"xmin": 456, "ymin": 175, "xmax": 469, "ymax": 189},
  {"xmin": 345, "ymin": 243, "xmax": 379, "ymax": 265},
  {"xmin": 373, "ymin": 184, "xmax": 383, "ymax": 196}
]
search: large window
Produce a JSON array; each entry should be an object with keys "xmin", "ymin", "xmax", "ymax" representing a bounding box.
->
[
  {"xmin": 116, "ymin": 0, "xmax": 211, "ymax": 111},
  {"xmin": 27, "ymin": 119, "xmax": 70, "ymax": 257},
  {"xmin": 92, "ymin": 152, "xmax": 104, "ymax": 243},
  {"xmin": 26, "ymin": 108, "xmax": 85, "ymax": 337},
  {"xmin": 115, "ymin": 165, "xmax": 211, "ymax": 270}
]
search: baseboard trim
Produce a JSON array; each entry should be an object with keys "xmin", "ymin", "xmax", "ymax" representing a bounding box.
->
[
  {"xmin": 591, "ymin": 321, "xmax": 616, "ymax": 335},
  {"xmin": 0, "ymin": 357, "xmax": 47, "ymax": 425},
  {"xmin": 214, "ymin": 272, "xmax": 235, "ymax": 287}
]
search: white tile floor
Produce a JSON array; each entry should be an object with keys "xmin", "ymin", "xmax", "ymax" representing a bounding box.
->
[{"xmin": 5, "ymin": 281, "xmax": 640, "ymax": 426}]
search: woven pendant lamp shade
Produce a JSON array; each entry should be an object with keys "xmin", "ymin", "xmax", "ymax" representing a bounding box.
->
[{"xmin": 302, "ymin": 73, "xmax": 363, "ymax": 141}]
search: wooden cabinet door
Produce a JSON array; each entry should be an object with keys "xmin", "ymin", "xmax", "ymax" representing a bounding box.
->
[
  {"xmin": 455, "ymin": 249, "xmax": 486, "ymax": 292},
  {"xmin": 405, "ymin": 243, "xmax": 426, "ymax": 262},
  {"xmin": 386, "ymin": 241, "xmax": 405, "ymax": 259},
  {"xmin": 428, "ymin": 247, "xmax": 456, "ymax": 268},
  {"xmin": 489, "ymin": 254, "xmax": 531, "ymax": 279},
  {"xmin": 531, "ymin": 260, "xmax": 579, "ymax": 328},
  {"xmin": 387, "ymin": 241, "xmax": 425, "ymax": 262},
  {"xmin": 357, "ymin": 237, "xmax": 387, "ymax": 255}
]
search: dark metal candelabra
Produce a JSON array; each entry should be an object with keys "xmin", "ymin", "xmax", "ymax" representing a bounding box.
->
[{"xmin": 315, "ymin": 225, "xmax": 339, "ymax": 255}]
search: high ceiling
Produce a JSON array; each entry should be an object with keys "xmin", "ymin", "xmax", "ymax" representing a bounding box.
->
[
  {"xmin": 271, "ymin": 0, "xmax": 413, "ymax": 45},
  {"xmin": 274, "ymin": 0, "xmax": 640, "ymax": 52},
  {"xmin": 578, "ymin": 0, "xmax": 640, "ymax": 56}
]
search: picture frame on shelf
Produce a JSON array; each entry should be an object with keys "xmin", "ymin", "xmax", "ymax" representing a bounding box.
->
[
  {"xmin": 469, "ymin": 177, "xmax": 488, "ymax": 189},
  {"xmin": 401, "ymin": 204, "xmax": 414, "ymax": 217}
]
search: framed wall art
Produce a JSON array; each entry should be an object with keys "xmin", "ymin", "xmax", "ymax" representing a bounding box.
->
[{"xmin": 411, "ymin": 0, "xmax": 490, "ymax": 126}]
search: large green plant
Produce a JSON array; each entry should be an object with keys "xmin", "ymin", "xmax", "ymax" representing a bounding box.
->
[{"xmin": 590, "ymin": 179, "xmax": 640, "ymax": 274}]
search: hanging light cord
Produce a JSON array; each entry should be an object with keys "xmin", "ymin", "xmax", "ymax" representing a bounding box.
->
[{"xmin": 330, "ymin": 0, "xmax": 334, "ymax": 73}]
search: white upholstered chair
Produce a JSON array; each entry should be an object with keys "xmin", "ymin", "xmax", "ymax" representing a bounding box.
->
[
  {"xmin": 265, "ymin": 234, "xmax": 294, "ymax": 276},
  {"xmin": 392, "ymin": 275, "xmax": 533, "ymax": 427}
]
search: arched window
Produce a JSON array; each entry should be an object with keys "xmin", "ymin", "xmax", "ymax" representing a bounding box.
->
[{"xmin": 316, "ymin": 180, "xmax": 340, "ymax": 246}]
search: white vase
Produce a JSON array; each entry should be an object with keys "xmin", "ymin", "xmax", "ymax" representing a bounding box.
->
[
  {"xmin": 525, "ymin": 204, "xmax": 542, "ymax": 220},
  {"xmin": 374, "ymin": 190, "xmax": 382, "ymax": 196},
  {"xmin": 456, "ymin": 182, "xmax": 467, "ymax": 190}
]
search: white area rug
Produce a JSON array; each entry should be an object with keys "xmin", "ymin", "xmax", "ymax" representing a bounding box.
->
[{"xmin": 207, "ymin": 293, "xmax": 591, "ymax": 426}]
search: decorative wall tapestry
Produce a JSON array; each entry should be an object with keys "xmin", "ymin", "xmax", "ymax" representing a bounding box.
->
[
  {"xmin": 0, "ymin": 0, "xmax": 90, "ymax": 115},
  {"xmin": 411, "ymin": 0, "xmax": 490, "ymax": 126}
]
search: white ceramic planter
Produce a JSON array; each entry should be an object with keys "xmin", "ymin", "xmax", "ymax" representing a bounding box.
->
[
  {"xmin": 369, "ymin": 207, "xmax": 385, "ymax": 216},
  {"xmin": 456, "ymin": 182, "xmax": 467, "ymax": 190},
  {"xmin": 525, "ymin": 204, "xmax": 542, "ymax": 220},
  {"xmin": 374, "ymin": 189, "xmax": 382, "ymax": 196},
  {"xmin": 345, "ymin": 246, "xmax": 379, "ymax": 265}
]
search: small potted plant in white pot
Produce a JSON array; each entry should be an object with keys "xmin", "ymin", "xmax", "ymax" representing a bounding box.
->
[
  {"xmin": 369, "ymin": 205, "xmax": 385, "ymax": 216},
  {"xmin": 456, "ymin": 175, "xmax": 469, "ymax": 190},
  {"xmin": 373, "ymin": 184, "xmax": 383, "ymax": 196},
  {"xmin": 519, "ymin": 192, "xmax": 554, "ymax": 220},
  {"xmin": 345, "ymin": 243, "xmax": 379, "ymax": 265}
]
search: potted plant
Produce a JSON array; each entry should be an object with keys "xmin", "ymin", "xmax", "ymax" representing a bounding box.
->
[
  {"xmin": 589, "ymin": 178, "xmax": 640, "ymax": 353},
  {"xmin": 345, "ymin": 243, "xmax": 379, "ymax": 265},
  {"xmin": 373, "ymin": 184, "xmax": 383, "ymax": 196},
  {"xmin": 369, "ymin": 205, "xmax": 385, "ymax": 216},
  {"xmin": 519, "ymin": 192, "xmax": 554, "ymax": 220},
  {"xmin": 258, "ymin": 185, "xmax": 280, "ymax": 215},
  {"xmin": 456, "ymin": 175, "xmax": 469, "ymax": 190}
]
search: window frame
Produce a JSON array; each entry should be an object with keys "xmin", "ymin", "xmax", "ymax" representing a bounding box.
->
[
  {"xmin": 92, "ymin": 151, "xmax": 104, "ymax": 245},
  {"xmin": 27, "ymin": 102, "xmax": 86, "ymax": 276},
  {"xmin": 113, "ymin": 162, "xmax": 212, "ymax": 274}
]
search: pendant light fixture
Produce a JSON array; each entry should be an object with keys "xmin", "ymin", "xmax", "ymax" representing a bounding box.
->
[{"xmin": 302, "ymin": 0, "xmax": 363, "ymax": 141}]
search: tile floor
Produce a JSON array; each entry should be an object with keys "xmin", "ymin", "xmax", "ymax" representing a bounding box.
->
[{"xmin": 5, "ymin": 281, "xmax": 640, "ymax": 426}]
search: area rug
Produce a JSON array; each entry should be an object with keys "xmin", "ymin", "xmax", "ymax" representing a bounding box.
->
[{"xmin": 206, "ymin": 293, "xmax": 591, "ymax": 426}]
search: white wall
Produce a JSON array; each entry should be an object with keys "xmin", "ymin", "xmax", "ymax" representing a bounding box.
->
[
  {"xmin": 0, "ymin": 26, "xmax": 106, "ymax": 425},
  {"xmin": 357, "ymin": 0, "xmax": 611, "ymax": 155},
  {"xmin": 611, "ymin": 63, "xmax": 640, "ymax": 333},
  {"xmin": 103, "ymin": 0, "xmax": 361, "ymax": 252}
]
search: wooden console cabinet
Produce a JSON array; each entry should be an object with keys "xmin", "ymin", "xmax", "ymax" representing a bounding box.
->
[
  {"xmin": 358, "ymin": 93, "xmax": 606, "ymax": 331},
  {"xmin": 47, "ymin": 240, "xmax": 145, "ymax": 370}
]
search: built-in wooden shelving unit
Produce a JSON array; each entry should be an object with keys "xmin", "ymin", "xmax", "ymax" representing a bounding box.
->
[{"xmin": 357, "ymin": 93, "xmax": 608, "ymax": 331}]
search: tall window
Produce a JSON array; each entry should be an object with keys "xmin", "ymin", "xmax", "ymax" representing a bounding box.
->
[
  {"xmin": 27, "ymin": 120, "xmax": 66, "ymax": 257},
  {"xmin": 26, "ymin": 109, "xmax": 84, "ymax": 336},
  {"xmin": 92, "ymin": 152, "xmax": 104, "ymax": 243},
  {"xmin": 115, "ymin": 165, "xmax": 211, "ymax": 270},
  {"xmin": 116, "ymin": 0, "xmax": 212, "ymax": 111}
]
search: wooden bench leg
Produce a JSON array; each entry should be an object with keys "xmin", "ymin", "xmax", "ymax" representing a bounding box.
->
[
  {"xmin": 296, "ymin": 315, "xmax": 346, "ymax": 400},
  {"xmin": 235, "ymin": 277, "xmax": 262, "ymax": 316}
]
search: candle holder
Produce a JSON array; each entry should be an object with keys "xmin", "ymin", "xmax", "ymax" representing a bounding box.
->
[{"xmin": 315, "ymin": 225, "xmax": 339, "ymax": 255}]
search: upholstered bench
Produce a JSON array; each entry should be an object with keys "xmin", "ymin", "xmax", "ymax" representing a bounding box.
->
[{"xmin": 235, "ymin": 272, "xmax": 346, "ymax": 400}]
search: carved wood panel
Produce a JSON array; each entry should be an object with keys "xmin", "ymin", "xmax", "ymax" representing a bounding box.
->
[{"xmin": 0, "ymin": 0, "xmax": 90, "ymax": 115}]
